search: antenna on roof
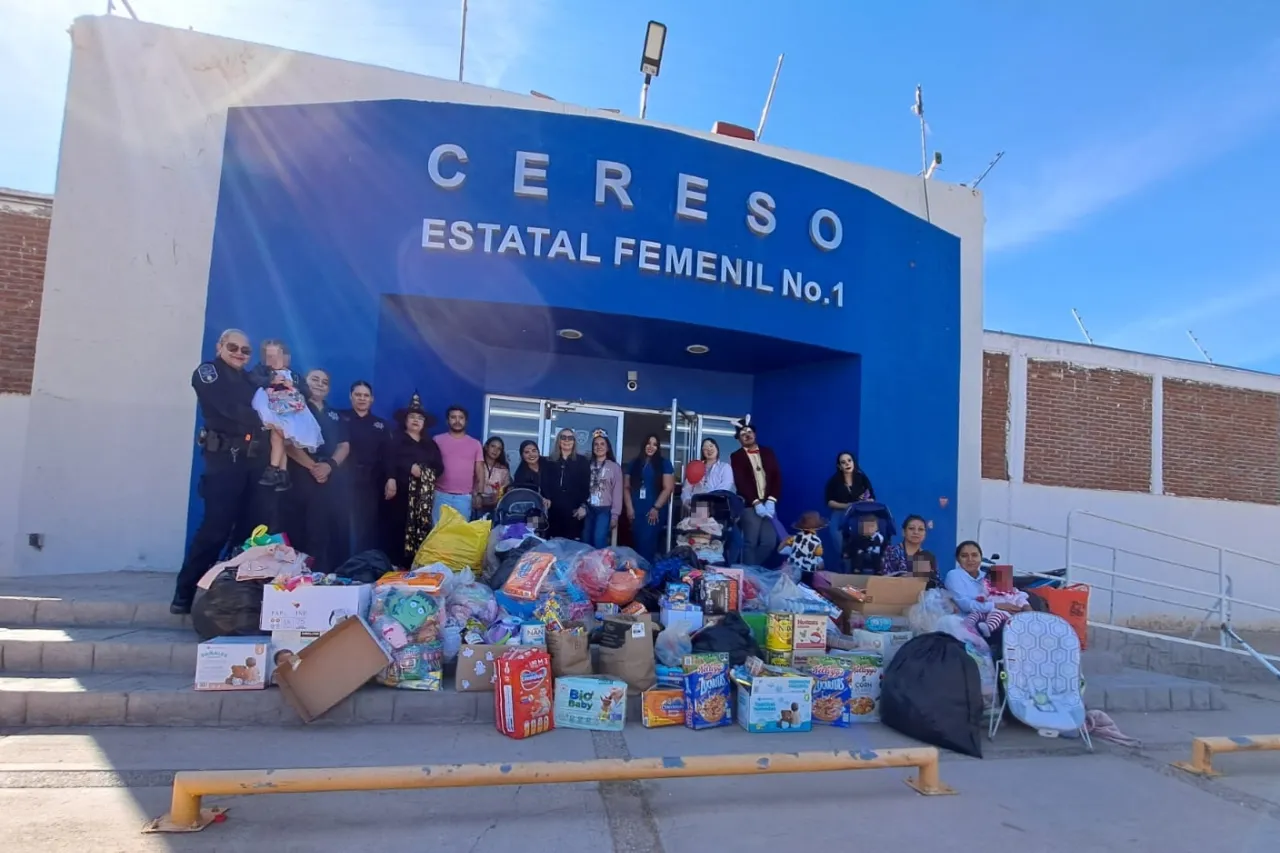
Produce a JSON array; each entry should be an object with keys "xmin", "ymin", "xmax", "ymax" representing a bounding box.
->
[
  {"xmin": 922, "ymin": 151, "xmax": 942, "ymax": 180},
  {"xmin": 911, "ymin": 85, "xmax": 932, "ymax": 222},
  {"xmin": 1186, "ymin": 330, "xmax": 1215, "ymax": 364},
  {"xmin": 755, "ymin": 54, "xmax": 785, "ymax": 142},
  {"xmin": 107, "ymin": 0, "xmax": 140, "ymax": 19},
  {"xmin": 1071, "ymin": 308, "xmax": 1095, "ymax": 345},
  {"xmin": 967, "ymin": 151, "xmax": 1005, "ymax": 189},
  {"xmin": 458, "ymin": 0, "xmax": 469, "ymax": 82}
]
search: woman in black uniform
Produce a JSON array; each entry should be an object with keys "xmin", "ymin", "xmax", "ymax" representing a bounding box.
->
[
  {"xmin": 338, "ymin": 380, "xmax": 392, "ymax": 555},
  {"xmin": 380, "ymin": 392, "xmax": 445, "ymax": 567}
]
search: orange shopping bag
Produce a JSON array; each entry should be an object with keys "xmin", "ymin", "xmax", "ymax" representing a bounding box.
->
[{"xmin": 1035, "ymin": 583, "xmax": 1090, "ymax": 649}]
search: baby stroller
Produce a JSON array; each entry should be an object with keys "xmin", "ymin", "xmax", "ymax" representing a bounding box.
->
[
  {"xmin": 678, "ymin": 490, "xmax": 745, "ymax": 566},
  {"xmin": 840, "ymin": 501, "xmax": 896, "ymax": 574},
  {"xmin": 492, "ymin": 487, "xmax": 549, "ymax": 538},
  {"xmin": 989, "ymin": 611, "xmax": 1091, "ymax": 749}
]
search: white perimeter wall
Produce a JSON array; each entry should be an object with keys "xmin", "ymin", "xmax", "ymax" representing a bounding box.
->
[
  {"xmin": 7, "ymin": 15, "xmax": 984, "ymax": 577},
  {"xmin": 0, "ymin": 395, "xmax": 31, "ymax": 573},
  {"xmin": 978, "ymin": 332, "xmax": 1280, "ymax": 630}
]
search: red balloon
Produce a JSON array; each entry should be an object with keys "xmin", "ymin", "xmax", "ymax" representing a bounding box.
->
[{"xmin": 685, "ymin": 460, "xmax": 706, "ymax": 485}]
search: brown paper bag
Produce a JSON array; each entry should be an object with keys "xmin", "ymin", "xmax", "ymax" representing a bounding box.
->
[
  {"xmin": 598, "ymin": 615, "xmax": 656, "ymax": 693},
  {"xmin": 546, "ymin": 621, "xmax": 592, "ymax": 677}
]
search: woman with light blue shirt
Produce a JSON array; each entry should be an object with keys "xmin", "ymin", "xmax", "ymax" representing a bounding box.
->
[{"xmin": 680, "ymin": 438, "xmax": 736, "ymax": 507}]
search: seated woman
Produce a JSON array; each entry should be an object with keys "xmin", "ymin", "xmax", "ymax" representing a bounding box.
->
[
  {"xmin": 881, "ymin": 514, "xmax": 938, "ymax": 582},
  {"xmin": 945, "ymin": 540, "xmax": 1031, "ymax": 638}
]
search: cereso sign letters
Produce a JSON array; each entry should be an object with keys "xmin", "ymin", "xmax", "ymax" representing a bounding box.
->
[{"xmin": 420, "ymin": 143, "xmax": 850, "ymax": 310}]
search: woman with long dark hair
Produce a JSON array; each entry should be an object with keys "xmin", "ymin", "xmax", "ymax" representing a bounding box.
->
[
  {"xmin": 624, "ymin": 434, "xmax": 674, "ymax": 562},
  {"xmin": 512, "ymin": 440, "xmax": 544, "ymax": 491},
  {"xmin": 475, "ymin": 435, "xmax": 511, "ymax": 519},
  {"xmin": 881, "ymin": 514, "xmax": 938, "ymax": 582},
  {"xmin": 584, "ymin": 430, "xmax": 623, "ymax": 548},
  {"xmin": 380, "ymin": 392, "xmax": 444, "ymax": 567}
]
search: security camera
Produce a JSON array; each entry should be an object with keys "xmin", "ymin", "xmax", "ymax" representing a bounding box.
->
[{"xmin": 626, "ymin": 370, "xmax": 638, "ymax": 392}]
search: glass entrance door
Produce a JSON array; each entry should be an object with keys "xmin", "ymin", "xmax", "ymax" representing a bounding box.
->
[
  {"xmin": 666, "ymin": 400, "xmax": 699, "ymax": 550},
  {"xmin": 542, "ymin": 404, "xmax": 625, "ymax": 460}
]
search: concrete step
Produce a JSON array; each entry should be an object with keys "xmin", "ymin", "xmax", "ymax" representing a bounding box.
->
[
  {"xmin": 0, "ymin": 570, "xmax": 189, "ymax": 631},
  {"xmin": 1081, "ymin": 649, "xmax": 1124, "ymax": 677},
  {"xmin": 0, "ymin": 673, "xmax": 492, "ymax": 728},
  {"xmin": 0, "ymin": 666, "xmax": 1228, "ymax": 729},
  {"xmin": 0, "ymin": 627, "xmax": 198, "ymax": 675}
]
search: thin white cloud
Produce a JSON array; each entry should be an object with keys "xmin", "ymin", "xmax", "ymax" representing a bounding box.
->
[
  {"xmin": 0, "ymin": 0, "xmax": 552, "ymax": 190},
  {"xmin": 986, "ymin": 39, "xmax": 1280, "ymax": 254}
]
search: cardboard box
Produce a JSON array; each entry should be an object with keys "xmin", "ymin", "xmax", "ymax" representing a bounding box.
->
[
  {"xmin": 641, "ymin": 687, "xmax": 685, "ymax": 727},
  {"xmin": 735, "ymin": 672, "xmax": 814, "ymax": 733},
  {"xmin": 847, "ymin": 628, "xmax": 912, "ymax": 667},
  {"xmin": 455, "ymin": 643, "xmax": 528, "ymax": 692},
  {"xmin": 660, "ymin": 605, "xmax": 704, "ymax": 635},
  {"xmin": 270, "ymin": 630, "xmax": 322, "ymax": 654},
  {"xmin": 273, "ymin": 616, "xmax": 392, "ymax": 722},
  {"xmin": 260, "ymin": 584, "xmax": 372, "ymax": 633},
  {"xmin": 195, "ymin": 637, "xmax": 274, "ymax": 691},
  {"xmin": 553, "ymin": 675, "xmax": 628, "ymax": 731},
  {"xmin": 816, "ymin": 574, "xmax": 927, "ymax": 631}
]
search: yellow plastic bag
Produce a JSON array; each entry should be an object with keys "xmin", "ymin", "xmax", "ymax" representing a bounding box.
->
[{"xmin": 412, "ymin": 504, "xmax": 491, "ymax": 572}]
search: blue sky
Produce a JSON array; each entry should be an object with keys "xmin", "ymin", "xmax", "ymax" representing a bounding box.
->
[{"xmin": 5, "ymin": 1, "xmax": 1280, "ymax": 371}]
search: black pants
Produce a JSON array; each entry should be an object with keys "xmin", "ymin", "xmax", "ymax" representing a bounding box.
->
[
  {"xmin": 347, "ymin": 470, "xmax": 382, "ymax": 556},
  {"xmin": 174, "ymin": 447, "xmax": 273, "ymax": 603},
  {"xmin": 285, "ymin": 464, "xmax": 347, "ymax": 574}
]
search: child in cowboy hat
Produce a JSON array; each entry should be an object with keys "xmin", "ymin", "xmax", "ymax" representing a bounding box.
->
[{"xmin": 779, "ymin": 510, "xmax": 827, "ymax": 582}]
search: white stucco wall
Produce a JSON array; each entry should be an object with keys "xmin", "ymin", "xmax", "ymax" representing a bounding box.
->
[
  {"xmin": 978, "ymin": 332, "xmax": 1280, "ymax": 630},
  {"xmin": 0, "ymin": 394, "xmax": 31, "ymax": 574},
  {"xmin": 8, "ymin": 15, "xmax": 984, "ymax": 577}
]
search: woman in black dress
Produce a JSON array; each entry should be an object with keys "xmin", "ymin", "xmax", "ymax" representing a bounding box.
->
[
  {"xmin": 380, "ymin": 392, "xmax": 445, "ymax": 567},
  {"xmin": 824, "ymin": 451, "xmax": 875, "ymax": 570},
  {"xmin": 541, "ymin": 428, "xmax": 590, "ymax": 539}
]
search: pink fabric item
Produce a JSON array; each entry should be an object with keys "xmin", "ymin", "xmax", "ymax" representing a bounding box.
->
[{"xmin": 434, "ymin": 433, "xmax": 484, "ymax": 495}]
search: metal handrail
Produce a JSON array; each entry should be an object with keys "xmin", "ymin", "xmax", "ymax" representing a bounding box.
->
[{"xmin": 977, "ymin": 517, "xmax": 1222, "ymax": 577}]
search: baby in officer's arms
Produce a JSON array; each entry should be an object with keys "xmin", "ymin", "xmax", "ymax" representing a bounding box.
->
[{"xmin": 248, "ymin": 339, "xmax": 324, "ymax": 491}]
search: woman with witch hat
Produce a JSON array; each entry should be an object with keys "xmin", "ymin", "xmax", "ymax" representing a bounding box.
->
[{"xmin": 380, "ymin": 392, "xmax": 445, "ymax": 567}]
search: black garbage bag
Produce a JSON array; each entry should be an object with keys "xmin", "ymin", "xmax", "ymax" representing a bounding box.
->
[
  {"xmin": 880, "ymin": 633, "xmax": 984, "ymax": 758},
  {"xmin": 488, "ymin": 537, "xmax": 543, "ymax": 591},
  {"xmin": 690, "ymin": 612, "xmax": 761, "ymax": 667},
  {"xmin": 191, "ymin": 569, "xmax": 270, "ymax": 641},
  {"xmin": 333, "ymin": 550, "xmax": 393, "ymax": 585}
]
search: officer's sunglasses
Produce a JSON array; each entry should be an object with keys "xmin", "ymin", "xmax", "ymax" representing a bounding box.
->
[{"xmin": 223, "ymin": 343, "xmax": 250, "ymax": 355}]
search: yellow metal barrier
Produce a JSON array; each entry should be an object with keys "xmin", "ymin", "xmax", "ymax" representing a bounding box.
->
[
  {"xmin": 145, "ymin": 746, "xmax": 953, "ymax": 833},
  {"xmin": 1171, "ymin": 735, "xmax": 1280, "ymax": 778}
]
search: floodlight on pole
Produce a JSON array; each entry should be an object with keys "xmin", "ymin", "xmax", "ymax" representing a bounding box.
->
[{"xmin": 638, "ymin": 21, "xmax": 667, "ymax": 120}]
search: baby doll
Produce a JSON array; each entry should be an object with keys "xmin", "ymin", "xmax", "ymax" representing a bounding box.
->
[{"xmin": 249, "ymin": 339, "xmax": 323, "ymax": 491}]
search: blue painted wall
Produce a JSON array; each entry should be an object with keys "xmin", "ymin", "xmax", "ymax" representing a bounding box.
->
[{"xmin": 195, "ymin": 99, "xmax": 963, "ymax": 555}]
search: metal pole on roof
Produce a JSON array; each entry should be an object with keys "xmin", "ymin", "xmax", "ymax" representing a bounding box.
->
[
  {"xmin": 1186, "ymin": 330, "xmax": 1214, "ymax": 363},
  {"xmin": 116, "ymin": 0, "xmax": 140, "ymax": 19},
  {"xmin": 458, "ymin": 0, "xmax": 469, "ymax": 83},
  {"xmin": 1071, "ymin": 309, "xmax": 1095, "ymax": 345},
  {"xmin": 755, "ymin": 53, "xmax": 785, "ymax": 142}
]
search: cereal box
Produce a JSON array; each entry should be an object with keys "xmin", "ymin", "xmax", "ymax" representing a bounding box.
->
[
  {"xmin": 641, "ymin": 687, "xmax": 685, "ymax": 728},
  {"xmin": 554, "ymin": 675, "xmax": 627, "ymax": 731},
  {"xmin": 844, "ymin": 652, "xmax": 884, "ymax": 723},
  {"xmin": 792, "ymin": 614, "xmax": 827, "ymax": 651},
  {"xmin": 735, "ymin": 672, "xmax": 813, "ymax": 733},
  {"xmin": 501, "ymin": 552, "xmax": 556, "ymax": 602},
  {"xmin": 805, "ymin": 655, "xmax": 854, "ymax": 727},
  {"xmin": 682, "ymin": 652, "xmax": 732, "ymax": 730},
  {"xmin": 765, "ymin": 613, "xmax": 793, "ymax": 652},
  {"xmin": 495, "ymin": 647, "xmax": 554, "ymax": 739}
]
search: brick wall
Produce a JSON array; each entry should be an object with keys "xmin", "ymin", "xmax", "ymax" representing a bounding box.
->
[
  {"xmin": 0, "ymin": 193, "xmax": 52, "ymax": 395},
  {"xmin": 981, "ymin": 351, "xmax": 1010, "ymax": 480},
  {"xmin": 1163, "ymin": 379, "xmax": 1280, "ymax": 505},
  {"xmin": 1023, "ymin": 359, "xmax": 1153, "ymax": 492}
]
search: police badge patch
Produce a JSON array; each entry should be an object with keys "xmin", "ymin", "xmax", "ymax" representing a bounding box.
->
[
  {"xmin": 373, "ymin": 420, "xmax": 385, "ymax": 430},
  {"xmin": 197, "ymin": 363, "xmax": 218, "ymax": 384},
  {"xmin": 328, "ymin": 410, "xmax": 340, "ymax": 421}
]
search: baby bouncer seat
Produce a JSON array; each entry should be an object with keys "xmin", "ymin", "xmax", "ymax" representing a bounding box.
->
[{"xmin": 989, "ymin": 611, "xmax": 1092, "ymax": 750}]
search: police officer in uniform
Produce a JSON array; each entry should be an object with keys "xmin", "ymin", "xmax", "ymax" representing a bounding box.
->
[
  {"xmin": 171, "ymin": 329, "xmax": 273, "ymax": 614},
  {"xmin": 282, "ymin": 368, "xmax": 350, "ymax": 573},
  {"xmin": 338, "ymin": 380, "xmax": 392, "ymax": 554}
]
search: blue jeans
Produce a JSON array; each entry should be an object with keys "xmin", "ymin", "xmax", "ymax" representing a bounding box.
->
[
  {"xmin": 584, "ymin": 505, "xmax": 614, "ymax": 548},
  {"xmin": 433, "ymin": 491, "xmax": 473, "ymax": 526}
]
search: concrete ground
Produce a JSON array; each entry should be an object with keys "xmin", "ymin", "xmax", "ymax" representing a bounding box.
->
[{"xmin": 1, "ymin": 686, "xmax": 1279, "ymax": 852}]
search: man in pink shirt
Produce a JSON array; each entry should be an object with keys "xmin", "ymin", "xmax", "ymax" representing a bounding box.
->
[{"xmin": 432, "ymin": 405, "xmax": 484, "ymax": 525}]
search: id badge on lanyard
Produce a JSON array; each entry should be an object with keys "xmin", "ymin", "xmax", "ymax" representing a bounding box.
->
[{"xmin": 590, "ymin": 462, "xmax": 602, "ymax": 506}]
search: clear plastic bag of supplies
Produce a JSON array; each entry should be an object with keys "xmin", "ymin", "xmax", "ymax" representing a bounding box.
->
[
  {"xmin": 368, "ymin": 572, "xmax": 448, "ymax": 690},
  {"xmin": 740, "ymin": 566, "xmax": 783, "ymax": 612},
  {"xmin": 571, "ymin": 546, "xmax": 650, "ymax": 605},
  {"xmin": 907, "ymin": 588, "xmax": 957, "ymax": 635},
  {"xmin": 445, "ymin": 569, "xmax": 500, "ymax": 627},
  {"xmin": 654, "ymin": 625, "xmax": 694, "ymax": 668},
  {"xmin": 496, "ymin": 546, "xmax": 592, "ymax": 623}
]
